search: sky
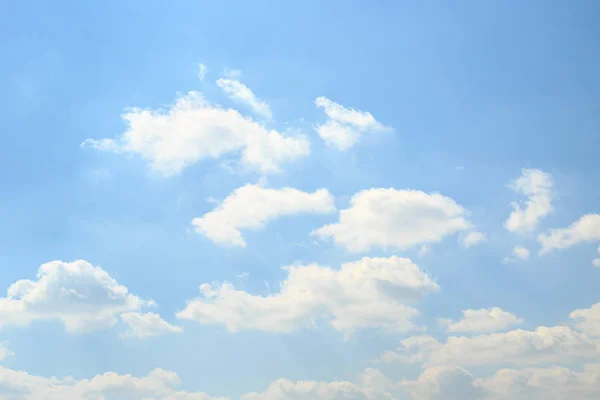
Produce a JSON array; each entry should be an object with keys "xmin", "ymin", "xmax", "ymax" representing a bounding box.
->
[{"xmin": 1, "ymin": 0, "xmax": 600, "ymax": 399}]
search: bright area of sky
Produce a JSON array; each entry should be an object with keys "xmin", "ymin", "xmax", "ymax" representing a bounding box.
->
[{"xmin": 1, "ymin": 1, "xmax": 600, "ymax": 399}]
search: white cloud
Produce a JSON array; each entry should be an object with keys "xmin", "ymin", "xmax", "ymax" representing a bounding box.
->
[
  {"xmin": 593, "ymin": 246, "xmax": 600, "ymax": 267},
  {"xmin": 512, "ymin": 246, "xmax": 530, "ymax": 261},
  {"xmin": 401, "ymin": 363, "xmax": 600, "ymax": 400},
  {"xmin": 242, "ymin": 369, "xmax": 392, "ymax": 400},
  {"xmin": 0, "ymin": 344, "xmax": 598, "ymax": 400},
  {"xmin": 243, "ymin": 378, "xmax": 370, "ymax": 400},
  {"xmin": 418, "ymin": 245, "xmax": 430, "ymax": 257},
  {"xmin": 0, "ymin": 364, "xmax": 395, "ymax": 400},
  {"xmin": 217, "ymin": 78, "xmax": 272, "ymax": 119},
  {"xmin": 314, "ymin": 97, "xmax": 389, "ymax": 150},
  {"xmin": 0, "ymin": 343, "xmax": 12, "ymax": 362},
  {"xmin": 379, "ymin": 325, "xmax": 598, "ymax": 367},
  {"xmin": 401, "ymin": 365, "xmax": 486, "ymax": 400},
  {"xmin": 538, "ymin": 213, "xmax": 600, "ymax": 254},
  {"xmin": 312, "ymin": 189, "xmax": 472, "ymax": 253},
  {"xmin": 223, "ymin": 68, "xmax": 242, "ymax": 79},
  {"xmin": 1, "ymin": 362, "xmax": 599, "ymax": 400},
  {"xmin": 481, "ymin": 363, "xmax": 600, "ymax": 400},
  {"xmin": 504, "ymin": 169, "xmax": 553, "ymax": 234},
  {"xmin": 191, "ymin": 184, "xmax": 336, "ymax": 247},
  {"xmin": 236, "ymin": 272, "xmax": 250, "ymax": 280},
  {"xmin": 438, "ymin": 307, "xmax": 523, "ymax": 333},
  {"xmin": 399, "ymin": 362, "xmax": 600, "ymax": 400},
  {"xmin": 461, "ymin": 231, "xmax": 487, "ymax": 248},
  {"xmin": 206, "ymin": 196, "xmax": 219, "ymax": 204},
  {"xmin": 569, "ymin": 302, "xmax": 600, "ymax": 338},
  {"xmin": 120, "ymin": 312, "xmax": 182, "ymax": 339},
  {"xmin": 198, "ymin": 63, "xmax": 208, "ymax": 81},
  {"xmin": 0, "ymin": 260, "xmax": 150, "ymax": 333},
  {"xmin": 82, "ymin": 91, "xmax": 309, "ymax": 176},
  {"xmin": 0, "ymin": 366, "xmax": 227, "ymax": 400},
  {"xmin": 177, "ymin": 256, "xmax": 439, "ymax": 335}
]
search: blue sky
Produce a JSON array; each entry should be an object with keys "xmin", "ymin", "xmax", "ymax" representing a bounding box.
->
[{"xmin": 1, "ymin": 1, "xmax": 600, "ymax": 399}]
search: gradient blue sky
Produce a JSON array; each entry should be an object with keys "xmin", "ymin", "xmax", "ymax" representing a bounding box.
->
[{"xmin": 1, "ymin": 1, "xmax": 600, "ymax": 399}]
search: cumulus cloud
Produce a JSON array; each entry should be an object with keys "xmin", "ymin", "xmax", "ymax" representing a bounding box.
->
[
  {"xmin": 243, "ymin": 378, "xmax": 371, "ymax": 400},
  {"xmin": 0, "ymin": 364, "xmax": 396, "ymax": 400},
  {"xmin": 480, "ymin": 363, "xmax": 600, "ymax": 400},
  {"xmin": 1, "ymin": 361, "xmax": 599, "ymax": 400},
  {"xmin": 177, "ymin": 256, "xmax": 439, "ymax": 335},
  {"xmin": 438, "ymin": 307, "xmax": 523, "ymax": 333},
  {"xmin": 191, "ymin": 184, "xmax": 336, "ymax": 247},
  {"xmin": 120, "ymin": 312, "xmax": 183, "ymax": 339},
  {"xmin": 217, "ymin": 78, "xmax": 272, "ymax": 119},
  {"xmin": 538, "ymin": 213, "xmax": 600, "ymax": 254},
  {"xmin": 504, "ymin": 169, "xmax": 553, "ymax": 234},
  {"xmin": 0, "ymin": 341, "xmax": 599, "ymax": 400},
  {"xmin": 461, "ymin": 231, "xmax": 487, "ymax": 248},
  {"xmin": 4, "ymin": 360, "xmax": 598, "ymax": 400},
  {"xmin": 314, "ymin": 97, "xmax": 389, "ymax": 150},
  {"xmin": 0, "ymin": 260, "xmax": 151, "ymax": 333},
  {"xmin": 401, "ymin": 363, "xmax": 600, "ymax": 400},
  {"xmin": 569, "ymin": 302, "xmax": 600, "ymax": 338},
  {"xmin": 379, "ymin": 326, "xmax": 598, "ymax": 367},
  {"xmin": 82, "ymin": 91, "xmax": 309, "ymax": 176},
  {"xmin": 401, "ymin": 365, "xmax": 486, "ymax": 400},
  {"xmin": 312, "ymin": 189, "xmax": 473, "ymax": 253},
  {"xmin": 0, "ymin": 366, "xmax": 226, "ymax": 400},
  {"xmin": 242, "ymin": 369, "xmax": 392, "ymax": 400},
  {"xmin": 513, "ymin": 246, "xmax": 530, "ymax": 261}
]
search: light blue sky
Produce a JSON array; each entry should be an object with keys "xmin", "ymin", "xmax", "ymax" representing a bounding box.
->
[{"xmin": 1, "ymin": 1, "xmax": 600, "ymax": 399}]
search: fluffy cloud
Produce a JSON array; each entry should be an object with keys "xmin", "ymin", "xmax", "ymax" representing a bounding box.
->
[
  {"xmin": 177, "ymin": 256, "xmax": 439, "ymax": 335},
  {"xmin": 82, "ymin": 91, "xmax": 309, "ymax": 176},
  {"xmin": 314, "ymin": 97, "xmax": 389, "ymax": 150},
  {"xmin": 401, "ymin": 365, "xmax": 486, "ymax": 400},
  {"xmin": 242, "ymin": 369, "xmax": 392, "ymax": 400},
  {"xmin": 513, "ymin": 246, "xmax": 530, "ymax": 260},
  {"xmin": 0, "ymin": 260, "xmax": 150, "ymax": 333},
  {"xmin": 438, "ymin": 307, "xmax": 523, "ymax": 333},
  {"xmin": 461, "ymin": 231, "xmax": 487, "ymax": 248},
  {"xmin": 379, "ymin": 326, "xmax": 598, "ymax": 367},
  {"xmin": 312, "ymin": 189, "xmax": 472, "ymax": 253},
  {"xmin": 0, "ymin": 364, "xmax": 395, "ymax": 400},
  {"xmin": 538, "ymin": 213, "xmax": 600, "ymax": 254},
  {"xmin": 480, "ymin": 363, "xmax": 600, "ymax": 400},
  {"xmin": 569, "ymin": 302, "xmax": 600, "ymax": 338},
  {"xmin": 191, "ymin": 184, "xmax": 336, "ymax": 247},
  {"xmin": 1, "ymin": 360, "xmax": 599, "ymax": 400},
  {"xmin": 242, "ymin": 379, "xmax": 371, "ymax": 400},
  {"xmin": 120, "ymin": 312, "xmax": 183, "ymax": 339},
  {"xmin": 401, "ymin": 363, "xmax": 600, "ymax": 400},
  {"xmin": 0, "ymin": 366, "xmax": 226, "ymax": 400},
  {"xmin": 504, "ymin": 169, "xmax": 553, "ymax": 234},
  {"xmin": 217, "ymin": 78, "xmax": 272, "ymax": 119}
]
